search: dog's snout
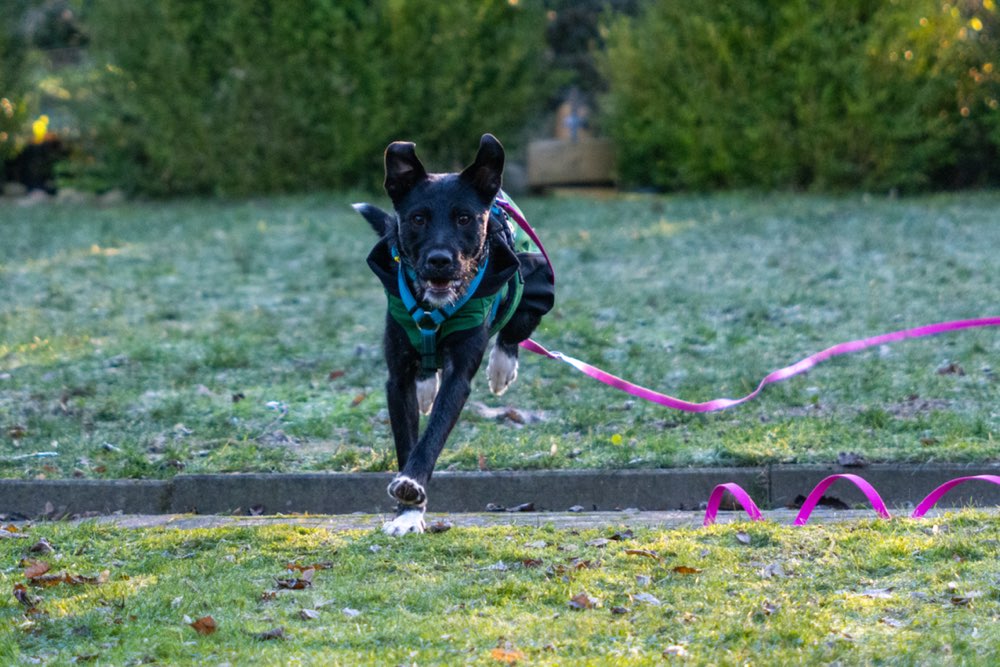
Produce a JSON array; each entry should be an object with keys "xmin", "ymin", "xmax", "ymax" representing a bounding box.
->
[{"xmin": 425, "ymin": 250, "xmax": 454, "ymax": 271}]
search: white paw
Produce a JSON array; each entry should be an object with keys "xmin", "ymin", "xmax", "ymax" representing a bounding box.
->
[
  {"xmin": 416, "ymin": 372, "xmax": 440, "ymax": 415},
  {"xmin": 487, "ymin": 344, "xmax": 518, "ymax": 396},
  {"xmin": 382, "ymin": 509, "xmax": 426, "ymax": 536},
  {"xmin": 387, "ymin": 475, "xmax": 427, "ymax": 507}
]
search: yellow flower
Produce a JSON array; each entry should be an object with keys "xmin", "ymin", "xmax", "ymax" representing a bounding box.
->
[{"xmin": 32, "ymin": 114, "xmax": 50, "ymax": 143}]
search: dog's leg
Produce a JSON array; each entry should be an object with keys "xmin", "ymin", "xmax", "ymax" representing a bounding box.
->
[
  {"xmin": 383, "ymin": 318, "xmax": 419, "ymax": 472},
  {"xmin": 488, "ymin": 309, "xmax": 543, "ymax": 396},
  {"xmin": 487, "ymin": 341, "xmax": 519, "ymax": 396},
  {"xmin": 383, "ymin": 331, "xmax": 488, "ymax": 535},
  {"xmin": 415, "ymin": 370, "xmax": 440, "ymax": 415}
]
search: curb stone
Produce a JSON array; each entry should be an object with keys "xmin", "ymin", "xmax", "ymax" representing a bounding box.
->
[{"xmin": 2, "ymin": 464, "xmax": 999, "ymax": 519}]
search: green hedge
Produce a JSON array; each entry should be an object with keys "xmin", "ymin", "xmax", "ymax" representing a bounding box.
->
[
  {"xmin": 0, "ymin": 1, "xmax": 32, "ymax": 164},
  {"xmin": 601, "ymin": 0, "xmax": 1000, "ymax": 191},
  {"xmin": 76, "ymin": 0, "xmax": 550, "ymax": 196}
]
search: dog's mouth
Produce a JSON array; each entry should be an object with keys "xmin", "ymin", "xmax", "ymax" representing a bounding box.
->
[{"xmin": 419, "ymin": 277, "xmax": 465, "ymax": 306}]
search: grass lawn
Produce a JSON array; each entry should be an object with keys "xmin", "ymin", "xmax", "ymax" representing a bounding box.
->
[
  {"xmin": 0, "ymin": 192, "xmax": 998, "ymax": 479},
  {"xmin": 3, "ymin": 512, "xmax": 1000, "ymax": 664}
]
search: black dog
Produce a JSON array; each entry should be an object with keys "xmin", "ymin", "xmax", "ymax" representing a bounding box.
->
[{"xmin": 354, "ymin": 134, "xmax": 554, "ymax": 534}]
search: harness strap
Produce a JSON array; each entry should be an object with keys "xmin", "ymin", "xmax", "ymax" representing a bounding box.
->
[{"xmin": 391, "ymin": 244, "xmax": 490, "ymax": 371}]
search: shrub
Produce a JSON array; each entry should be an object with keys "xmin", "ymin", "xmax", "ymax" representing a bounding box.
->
[
  {"xmin": 601, "ymin": 0, "xmax": 1000, "ymax": 191},
  {"xmin": 0, "ymin": 1, "xmax": 32, "ymax": 164},
  {"xmin": 75, "ymin": 0, "xmax": 551, "ymax": 196}
]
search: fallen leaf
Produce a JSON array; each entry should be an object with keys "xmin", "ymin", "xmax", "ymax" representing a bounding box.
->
[
  {"xmin": 837, "ymin": 451, "xmax": 868, "ymax": 468},
  {"xmin": 7, "ymin": 425, "xmax": 26, "ymax": 440},
  {"xmin": 567, "ymin": 505, "xmax": 585, "ymax": 513},
  {"xmin": 860, "ymin": 587, "xmax": 894, "ymax": 599},
  {"xmin": 254, "ymin": 626, "xmax": 285, "ymax": 641},
  {"xmin": 285, "ymin": 562, "xmax": 332, "ymax": 572},
  {"xmin": 350, "ymin": 393, "xmax": 366, "ymax": 407},
  {"xmin": 936, "ymin": 361, "xmax": 965, "ymax": 376},
  {"xmin": 342, "ymin": 607, "xmax": 361, "ymax": 618},
  {"xmin": 735, "ymin": 532, "xmax": 752, "ymax": 546},
  {"xmin": 13, "ymin": 583, "xmax": 39, "ymax": 609},
  {"xmin": 663, "ymin": 645, "xmax": 690, "ymax": 658},
  {"xmin": 524, "ymin": 540, "xmax": 547, "ymax": 549},
  {"xmin": 609, "ymin": 529, "xmax": 634, "ymax": 541},
  {"xmin": 880, "ymin": 617, "xmax": 907, "ymax": 628},
  {"xmin": 29, "ymin": 538, "xmax": 54, "ymax": 554},
  {"xmin": 29, "ymin": 570, "xmax": 111, "ymax": 588},
  {"xmin": 568, "ymin": 592, "xmax": 598, "ymax": 610},
  {"xmin": 586, "ymin": 538, "xmax": 610, "ymax": 548},
  {"xmin": 328, "ymin": 370, "xmax": 346, "ymax": 380},
  {"xmin": 520, "ymin": 558, "xmax": 544, "ymax": 569},
  {"xmin": 633, "ymin": 592, "xmax": 662, "ymax": 606},
  {"xmin": 762, "ymin": 600, "xmax": 780, "ymax": 616},
  {"xmin": 610, "ymin": 606, "xmax": 631, "ymax": 615},
  {"xmin": 469, "ymin": 402, "xmax": 547, "ymax": 425},
  {"xmin": 23, "ymin": 561, "xmax": 51, "ymax": 579},
  {"xmin": 760, "ymin": 562, "xmax": 787, "ymax": 579},
  {"xmin": 299, "ymin": 609, "xmax": 320, "ymax": 621},
  {"xmin": 190, "ymin": 615, "xmax": 217, "ymax": 635},
  {"xmin": 507, "ymin": 502, "xmax": 535, "ymax": 513},
  {"xmin": 490, "ymin": 647, "xmax": 526, "ymax": 664},
  {"xmin": 625, "ymin": 549, "xmax": 661, "ymax": 560},
  {"xmin": 426, "ymin": 520, "xmax": 453, "ymax": 534},
  {"xmin": 635, "ymin": 574, "xmax": 652, "ymax": 587},
  {"xmin": 276, "ymin": 568, "xmax": 314, "ymax": 590},
  {"xmin": 672, "ymin": 565, "xmax": 701, "ymax": 575}
]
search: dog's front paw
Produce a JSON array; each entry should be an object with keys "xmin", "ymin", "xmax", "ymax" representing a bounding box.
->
[
  {"xmin": 382, "ymin": 509, "xmax": 426, "ymax": 536},
  {"xmin": 416, "ymin": 371, "xmax": 440, "ymax": 416},
  {"xmin": 387, "ymin": 475, "xmax": 427, "ymax": 507},
  {"xmin": 487, "ymin": 344, "xmax": 518, "ymax": 396}
]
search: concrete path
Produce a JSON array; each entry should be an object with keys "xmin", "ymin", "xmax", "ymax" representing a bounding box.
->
[{"xmin": 3, "ymin": 464, "xmax": 999, "ymax": 520}]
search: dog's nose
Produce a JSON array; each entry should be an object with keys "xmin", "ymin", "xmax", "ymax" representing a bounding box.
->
[{"xmin": 425, "ymin": 250, "xmax": 454, "ymax": 271}]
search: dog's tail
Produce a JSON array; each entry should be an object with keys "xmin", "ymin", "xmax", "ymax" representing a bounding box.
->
[{"xmin": 352, "ymin": 203, "xmax": 394, "ymax": 237}]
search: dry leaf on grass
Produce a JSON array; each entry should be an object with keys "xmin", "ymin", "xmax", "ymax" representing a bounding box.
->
[
  {"xmin": 189, "ymin": 615, "xmax": 217, "ymax": 635},
  {"xmin": 568, "ymin": 592, "xmax": 599, "ymax": 610},
  {"xmin": 276, "ymin": 568, "xmax": 314, "ymax": 590},
  {"xmin": 285, "ymin": 562, "xmax": 332, "ymax": 572},
  {"xmin": 427, "ymin": 520, "xmax": 453, "ymax": 534},
  {"xmin": 23, "ymin": 560, "xmax": 51, "ymax": 579},
  {"xmin": 490, "ymin": 647, "xmax": 526, "ymax": 663},
  {"xmin": 663, "ymin": 645, "xmax": 690, "ymax": 658},
  {"xmin": 254, "ymin": 626, "xmax": 286, "ymax": 641}
]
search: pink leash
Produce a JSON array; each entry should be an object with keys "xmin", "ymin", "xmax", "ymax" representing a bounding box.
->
[
  {"xmin": 495, "ymin": 198, "xmax": 1000, "ymax": 522},
  {"xmin": 520, "ymin": 319, "xmax": 1000, "ymax": 413},
  {"xmin": 494, "ymin": 196, "xmax": 1000, "ymax": 413},
  {"xmin": 702, "ymin": 474, "xmax": 1000, "ymax": 526}
]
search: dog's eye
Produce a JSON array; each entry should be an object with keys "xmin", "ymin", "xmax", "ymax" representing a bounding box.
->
[
  {"xmin": 411, "ymin": 213, "xmax": 426, "ymax": 225},
  {"xmin": 456, "ymin": 214, "xmax": 472, "ymax": 226}
]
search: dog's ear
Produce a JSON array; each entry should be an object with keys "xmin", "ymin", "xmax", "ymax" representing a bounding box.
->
[
  {"xmin": 352, "ymin": 202, "xmax": 394, "ymax": 237},
  {"xmin": 384, "ymin": 141, "xmax": 428, "ymax": 205},
  {"xmin": 460, "ymin": 133, "xmax": 505, "ymax": 204}
]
